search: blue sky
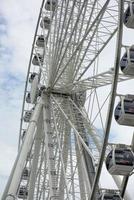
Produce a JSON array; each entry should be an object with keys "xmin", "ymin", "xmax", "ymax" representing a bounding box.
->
[{"xmin": 0, "ymin": 0, "xmax": 134, "ymax": 198}]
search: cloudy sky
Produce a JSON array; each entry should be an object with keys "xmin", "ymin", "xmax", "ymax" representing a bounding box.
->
[
  {"xmin": 0, "ymin": 0, "xmax": 42, "ymax": 195},
  {"xmin": 0, "ymin": 0, "xmax": 134, "ymax": 199}
]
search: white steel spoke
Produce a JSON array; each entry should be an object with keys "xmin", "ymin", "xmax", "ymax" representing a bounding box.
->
[
  {"xmin": 43, "ymin": 94, "xmax": 59, "ymax": 199},
  {"xmin": 51, "ymin": 0, "xmax": 111, "ymax": 88},
  {"xmin": 3, "ymin": 0, "xmax": 134, "ymax": 200},
  {"xmin": 28, "ymin": 114, "xmax": 43, "ymax": 200}
]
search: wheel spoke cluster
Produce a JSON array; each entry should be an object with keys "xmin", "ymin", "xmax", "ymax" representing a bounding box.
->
[{"xmin": 2, "ymin": 0, "xmax": 134, "ymax": 200}]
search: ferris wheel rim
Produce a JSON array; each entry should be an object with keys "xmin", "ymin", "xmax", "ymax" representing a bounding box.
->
[
  {"xmin": 9, "ymin": 0, "xmax": 134, "ymax": 199},
  {"xmin": 20, "ymin": 0, "xmax": 122, "ymax": 182},
  {"xmin": 18, "ymin": 0, "xmax": 46, "ymax": 149},
  {"xmin": 89, "ymin": 1, "xmax": 124, "ymax": 199}
]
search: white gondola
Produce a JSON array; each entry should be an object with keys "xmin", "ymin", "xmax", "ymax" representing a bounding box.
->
[
  {"xmin": 23, "ymin": 109, "xmax": 33, "ymax": 123},
  {"xmin": 29, "ymin": 72, "xmax": 38, "ymax": 83},
  {"xmin": 106, "ymin": 146, "xmax": 134, "ymax": 175},
  {"xmin": 40, "ymin": 16, "xmax": 51, "ymax": 29},
  {"xmin": 36, "ymin": 35, "xmax": 45, "ymax": 47},
  {"xmin": 26, "ymin": 92, "xmax": 31, "ymax": 103},
  {"xmin": 98, "ymin": 192, "xmax": 122, "ymax": 200},
  {"xmin": 32, "ymin": 54, "xmax": 43, "ymax": 66},
  {"xmin": 18, "ymin": 186, "xmax": 28, "ymax": 199},
  {"xmin": 120, "ymin": 46, "xmax": 134, "ymax": 75},
  {"xmin": 114, "ymin": 95, "xmax": 134, "ymax": 126},
  {"xmin": 124, "ymin": 2, "xmax": 134, "ymax": 28},
  {"xmin": 30, "ymin": 74, "xmax": 39, "ymax": 104},
  {"xmin": 45, "ymin": 0, "xmax": 57, "ymax": 11},
  {"xmin": 22, "ymin": 168, "xmax": 30, "ymax": 180},
  {"xmin": 38, "ymin": 85, "xmax": 46, "ymax": 97}
]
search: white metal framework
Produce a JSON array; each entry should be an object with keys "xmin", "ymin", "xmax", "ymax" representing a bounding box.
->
[{"xmin": 2, "ymin": 0, "xmax": 134, "ymax": 200}]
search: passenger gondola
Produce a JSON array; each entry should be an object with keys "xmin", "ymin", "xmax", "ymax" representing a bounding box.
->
[
  {"xmin": 32, "ymin": 54, "xmax": 43, "ymax": 66},
  {"xmin": 114, "ymin": 95, "xmax": 134, "ymax": 126},
  {"xmin": 36, "ymin": 35, "xmax": 45, "ymax": 47},
  {"xmin": 120, "ymin": 46, "xmax": 134, "ymax": 75},
  {"xmin": 26, "ymin": 92, "xmax": 31, "ymax": 103},
  {"xmin": 38, "ymin": 85, "xmax": 46, "ymax": 96},
  {"xmin": 106, "ymin": 147, "xmax": 134, "ymax": 175},
  {"xmin": 29, "ymin": 72, "xmax": 38, "ymax": 83},
  {"xmin": 98, "ymin": 192, "xmax": 122, "ymax": 200},
  {"xmin": 18, "ymin": 186, "xmax": 28, "ymax": 199},
  {"xmin": 45, "ymin": 0, "xmax": 57, "ymax": 11},
  {"xmin": 22, "ymin": 168, "xmax": 30, "ymax": 180},
  {"xmin": 124, "ymin": 2, "xmax": 134, "ymax": 28},
  {"xmin": 40, "ymin": 16, "xmax": 51, "ymax": 29},
  {"xmin": 30, "ymin": 74, "xmax": 39, "ymax": 104},
  {"xmin": 23, "ymin": 109, "xmax": 33, "ymax": 123}
]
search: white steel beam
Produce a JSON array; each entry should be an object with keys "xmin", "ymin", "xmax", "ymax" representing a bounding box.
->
[
  {"xmin": 52, "ymin": 107, "xmax": 70, "ymax": 200},
  {"xmin": 3, "ymin": 99, "xmax": 43, "ymax": 200},
  {"xmin": 58, "ymin": 128, "xmax": 70, "ymax": 200},
  {"xmin": 54, "ymin": 69, "xmax": 134, "ymax": 94},
  {"xmin": 112, "ymin": 176, "xmax": 131, "ymax": 200},
  {"xmin": 51, "ymin": 0, "xmax": 111, "ymax": 88},
  {"xmin": 75, "ymin": 135, "xmax": 92, "ymax": 198},
  {"xmin": 90, "ymin": 1, "xmax": 124, "ymax": 199},
  {"xmin": 28, "ymin": 112, "xmax": 43, "ymax": 200},
  {"xmin": 43, "ymin": 94, "xmax": 59, "ymax": 199}
]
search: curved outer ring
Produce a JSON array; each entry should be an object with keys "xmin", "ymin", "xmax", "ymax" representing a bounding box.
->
[
  {"xmin": 18, "ymin": 0, "xmax": 130, "ymax": 198},
  {"xmin": 18, "ymin": 0, "xmax": 46, "ymax": 149},
  {"xmin": 89, "ymin": 1, "xmax": 124, "ymax": 199}
]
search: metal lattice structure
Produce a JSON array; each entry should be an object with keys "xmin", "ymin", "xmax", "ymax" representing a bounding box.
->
[{"xmin": 2, "ymin": 0, "xmax": 134, "ymax": 200}]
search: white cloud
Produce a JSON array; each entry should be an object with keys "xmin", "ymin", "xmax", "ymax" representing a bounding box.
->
[
  {"xmin": 0, "ymin": 0, "xmax": 41, "ymax": 75},
  {"xmin": 0, "ymin": 141, "xmax": 17, "ymax": 197},
  {"xmin": 0, "ymin": 0, "xmax": 41, "ymax": 196},
  {"xmin": 0, "ymin": 141, "xmax": 17, "ymax": 177}
]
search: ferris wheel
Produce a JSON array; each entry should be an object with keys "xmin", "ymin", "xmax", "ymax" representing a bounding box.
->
[{"xmin": 2, "ymin": 0, "xmax": 134, "ymax": 199}]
